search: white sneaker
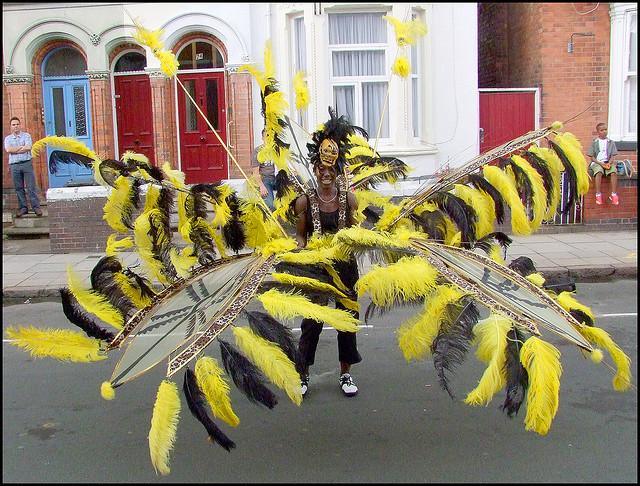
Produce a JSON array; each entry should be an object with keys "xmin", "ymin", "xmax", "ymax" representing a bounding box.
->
[
  {"xmin": 339, "ymin": 373, "xmax": 358, "ymax": 397},
  {"xmin": 301, "ymin": 375, "xmax": 309, "ymax": 397}
]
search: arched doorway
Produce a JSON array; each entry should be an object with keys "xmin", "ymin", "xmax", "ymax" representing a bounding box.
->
[
  {"xmin": 112, "ymin": 51, "xmax": 155, "ymax": 163},
  {"xmin": 42, "ymin": 46, "xmax": 93, "ymax": 187},
  {"xmin": 176, "ymin": 39, "xmax": 227, "ymax": 183}
]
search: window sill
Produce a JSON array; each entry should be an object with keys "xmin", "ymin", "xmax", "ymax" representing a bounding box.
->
[{"xmin": 375, "ymin": 143, "xmax": 438, "ymax": 157}]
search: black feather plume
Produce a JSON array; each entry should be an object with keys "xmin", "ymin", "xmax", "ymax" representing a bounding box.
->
[
  {"xmin": 569, "ymin": 309, "xmax": 594, "ymax": 326},
  {"xmin": 273, "ymin": 262, "xmax": 334, "ymax": 284},
  {"xmin": 473, "ymin": 231, "xmax": 512, "ymax": 258},
  {"xmin": 183, "ymin": 368, "xmax": 236, "ymax": 451},
  {"xmin": 431, "ymin": 297, "xmax": 479, "ymax": 399},
  {"xmin": 410, "ymin": 209, "xmax": 448, "ymax": 243},
  {"xmin": 498, "ymin": 157, "xmax": 534, "ymax": 212},
  {"xmin": 508, "ymin": 256, "xmax": 537, "ymax": 277},
  {"xmin": 59, "ymin": 288, "xmax": 115, "ymax": 342},
  {"xmin": 466, "ymin": 173, "xmax": 506, "ymax": 224},
  {"xmin": 244, "ymin": 311, "xmax": 304, "ymax": 374},
  {"xmin": 218, "ymin": 339, "xmax": 278, "ymax": 409},
  {"xmin": 89, "ymin": 256, "xmax": 139, "ymax": 319},
  {"xmin": 501, "ymin": 327, "xmax": 529, "ymax": 417},
  {"xmin": 99, "ymin": 158, "xmax": 132, "ymax": 188},
  {"xmin": 548, "ymin": 140, "xmax": 579, "ymax": 214},
  {"xmin": 222, "ymin": 193, "xmax": 246, "ymax": 253},
  {"xmin": 521, "ymin": 150, "xmax": 555, "ymax": 211},
  {"xmin": 427, "ymin": 192, "xmax": 478, "ymax": 248},
  {"xmin": 48, "ymin": 150, "xmax": 94, "ymax": 175}
]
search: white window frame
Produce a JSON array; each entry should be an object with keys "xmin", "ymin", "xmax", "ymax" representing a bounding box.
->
[
  {"xmin": 410, "ymin": 9, "xmax": 424, "ymax": 141},
  {"xmin": 327, "ymin": 10, "xmax": 392, "ymax": 141},
  {"xmin": 608, "ymin": 3, "xmax": 637, "ymax": 142},
  {"xmin": 291, "ymin": 14, "xmax": 309, "ymax": 129}
]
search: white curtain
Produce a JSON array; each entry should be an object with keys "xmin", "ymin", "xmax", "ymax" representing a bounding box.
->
[
  {"xmin": 329, "ymin": 12, "xmax": 388, "ymax": 138},
  {"xmin": 627, "ymin": 13, "xmax": 637, "ymax": 134},
  {"xmin": 334, "ymin": 86, "xmax": 354, "ymax": 122},
  {"xmin": 363, "ymin": 82, "xmax": 388, "ymax": 138},
  {"xmin": 294, "ymin": 17, "xmax": 308, "ymax": 127}
]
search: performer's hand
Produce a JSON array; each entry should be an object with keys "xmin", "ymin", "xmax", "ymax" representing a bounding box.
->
[
  {"xmin": 603, "ymin": 163, "xmax": 611, "ymax": 170},
  {"xmin": 259, "ymin": 183, "xmax": 268, "ymax": 197}
]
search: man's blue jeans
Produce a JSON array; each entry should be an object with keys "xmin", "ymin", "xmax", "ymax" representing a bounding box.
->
[
  {"xmin": 10, "ymin": 159, "xmax": 41, "ymax": 211},
  {"xmin": 262, "ymin": 175, "xmax": 276, "ymax": 211}
]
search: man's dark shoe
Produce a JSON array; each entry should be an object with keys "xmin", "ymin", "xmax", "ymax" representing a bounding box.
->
[
  {"xmin": 34, "ymin": 208, "xmax": 43, "ymax": 217},
  {"xmin": 16, "ymin": 208, "xmax": 27, "ymax": 218}
]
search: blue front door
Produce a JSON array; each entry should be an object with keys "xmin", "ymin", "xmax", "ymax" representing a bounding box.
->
[{"xmin": 42, "ymin": 77, "xmax": 94, "ymax": 187}]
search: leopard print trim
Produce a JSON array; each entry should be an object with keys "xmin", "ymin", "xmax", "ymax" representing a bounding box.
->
[
  {"xmin": 165, "ymin": 255, "xmax": 276, "ymax": 377},
  {"xmin": 308, "ymin": 192, "xmax": 322, "ymax": 235},
  {"xmin": 308, "ymin": 188, "xmax": 348, "ymax": 235}
]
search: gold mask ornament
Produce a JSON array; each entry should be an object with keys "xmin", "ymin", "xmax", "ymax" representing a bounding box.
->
[{"xmin": 319, "ymin": 138, "xmax": 339, "ymax": 167}]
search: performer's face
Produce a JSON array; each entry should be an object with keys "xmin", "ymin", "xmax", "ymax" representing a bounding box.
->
[{"xmin": 315, "ymin": 164, "xmax": 337, "ymax": 188}]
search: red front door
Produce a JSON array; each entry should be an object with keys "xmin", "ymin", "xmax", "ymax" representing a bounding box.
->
[
  {"xmin": 479, "ymin": 90, "xmax": 536, "ymax": 153},
  {"xmin": 177, "ymin": 72, "xmax": 227, "ymax": 183},
  {"xmin": 114, "ymin": 75, "xmax": 155, "ymax": 163}
]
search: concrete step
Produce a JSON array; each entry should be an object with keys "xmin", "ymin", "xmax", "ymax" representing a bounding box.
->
[
  {"xmin": 3, "ymin": 225, "xmax": 50, "ymax": 238},
  {"xmin": 3, "ymin": 206, "xmax": 48, "ymax": 223},
  {"xmin": 13, "ymin": 214, "xmax": 49, "ymax": 229}
]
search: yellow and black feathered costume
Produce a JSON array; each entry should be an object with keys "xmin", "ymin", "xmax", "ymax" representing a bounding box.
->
[{"xmin": 6, "ymin": 19, "xmax": 633, "ymax": 476}]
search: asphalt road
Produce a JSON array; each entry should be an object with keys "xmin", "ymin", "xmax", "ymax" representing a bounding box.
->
[{"xmin": 2, "ymin": 280, "xmax": 637, "ymax": 483}]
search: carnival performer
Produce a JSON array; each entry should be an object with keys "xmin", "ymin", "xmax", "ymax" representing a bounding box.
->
[{"xmin": 294, "ymin": 109, "xmax": 363, "ymax": 398}]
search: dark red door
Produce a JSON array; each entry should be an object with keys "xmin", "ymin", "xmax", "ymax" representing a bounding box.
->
[
  {"xmin": 177, "ymin": 72, "xmax": 227, "ymax": 183},
  {"xmin": 114, "ymin": 75, "xmax": 155, "ymax": 163},
  {"xmin": 479, "ymin": 90, "xmax": 536, "ymax": 153}
]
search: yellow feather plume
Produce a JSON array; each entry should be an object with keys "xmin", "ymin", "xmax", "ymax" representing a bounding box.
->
[
  {"xmin": 168, "ymin": 246, "xmax": 197, "ymax": 279},
  {"xmin": 346, "ymin": 145, "xmax": 376, "ymax": 161},
  {"xmin": 392, "ymin": 56, "xmax": 411, "ymax": 77},
  {"xmin": 555, "ymin": 291, "xmax": 595, "ymax": 322},
  {"xmin": 232, "ymin": 327, "xmax": 302, "ymax": 406},
  {"xmin": 397, "ymin": 284, "xmax": 466, "ymax": 361},
  {"xmin": 510, "ymin": 155, "xmax": 548, "ymax": 231},
  {"xmin": 293, "ymin": 70, "xmax": 310, "ymax": 110},
  {"xmin": 132, "ymin": 21, "xmax": 179, "ymax": 78},
  {"xmin": 483, "ymin": 165, "xmax": 532, "ymax": 235},
  {"xmin": 527, "ymin": 145, "xmax": 563, "ymax": 220},
  {"xmin": 454, "ymin": 184, "xmax": 494, "ymax": 238},
  {"xmin": 133, "ymin": 210, "xmax": 171, "ymax": 286},
  {"xmin": 355, "ymin": 256, "xmax": 438, "ymax": 307},
  {"xmin": 161, "ymin": 162, "xmax": 186, "ymax": 189},
  {"xmin": 113, "ymin": 273, "xmax": 154, "ymax": 309},
  {"xmin": 553, "ymin": 132, "xmax": 590, "ymax": 196},
  {"xmin": 156, "ymin": 49, "xmax": 179, "ymax": 78},
  {"xmin": 31, "ymin": 135, "xmax": 98, "ymax": 161},
  {"xmin": 6, "ymin": 326, "xmax": 107, "ymax": 362},
  {"xmin": 272, "ymin": 272, "xmax": 348, "ymax": 299},
  {"xmin": 464, "ymin": 315, "xmax": 512, "ymax": 406},
  {"xmin": 101, "ymin": 381, "xmax": 116, "ymax": 400},
  {"xmin": 257, "ymin": 288, "xmax": 360, "ymax": 332},
  {"xmin": 260, "ymin": 237, "xmax": 298, "ymax": 258},
  {"xmin": 66, "ymin": 265, "xmax": 124, "ymax": 329},
  {"xmin": 383, "ymin": 15, "xmax": 428, "ymax": 46},
  {"xmin": 488, "ymin": 244, "xmax": 505, "ymax": 264},
  {"xmin": 103, "ymin": 175, "xmax": 135, "ymax": 234},
  {"xmin": 526, "ymin": 272, "xmax": 546, "ymax": 288},
  {"xmin": 195, "ymin": 356, "xmax": 240, "ymax": 427},
  {"xmin": 333, "ymin": 226, "xmax": 414, "ymax": 254},
  {"xmin": 149, "ymin": 380, "xmax": 181, "ymax": 476},
  {"xmin": 576, "ymin": 325, "xmax": 632, "ymax": 391},
  {"xmin": 520, "ymin": 337, "xmax": 562, "ymax": 436},
  {"xmin": 121, "ymin": 150, "xmax": 149, "ymax": 165},
  {"xmin": 105, "ymin": 233, "xmax": 134, "ymax": 257}
]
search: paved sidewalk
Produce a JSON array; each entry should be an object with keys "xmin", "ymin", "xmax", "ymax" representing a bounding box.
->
[{"xmin": 2, "ymin": 230, "xmax": 637, "ymax": 299}]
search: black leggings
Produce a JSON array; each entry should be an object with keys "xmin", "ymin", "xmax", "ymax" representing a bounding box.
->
[{"xmin": 298, "ymin": 300, "xmax": 362, "ymax": 367}]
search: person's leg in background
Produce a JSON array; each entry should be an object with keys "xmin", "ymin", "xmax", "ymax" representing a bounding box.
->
[
  {"xmin": 10, "ymin": 163, "xmax": 28, "ymax": 216},
  {"xmin": 23, "ymin": 160, "xmax": 42, "ymax": 215}
]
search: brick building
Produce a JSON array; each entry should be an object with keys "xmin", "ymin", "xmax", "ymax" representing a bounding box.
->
[{"xmin": 478, "ymin": 2, "xmax": 637, "ymax": 228}]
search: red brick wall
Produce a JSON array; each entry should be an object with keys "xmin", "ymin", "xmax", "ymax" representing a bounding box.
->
[
  {"xmin": 49, "ymin": 196, "xmax": 112, "ymax": 253},
  {"xmin": 478, "ymin": 2, "xmax": 637, "ymax": 226},
  {"xmin": 89, "ymin": 77, "xmax": 115, "ymax": 159},
  {"xmin": 477, "ymin": 3, "xmax": 509, "ymax": 88},
  {"xmin": 227, "ymin": 71, "xmax": 255, "ymax": 179},
  {"xmin": 149, "ymin": 75, "xmax": 178, "ymax": 167}
]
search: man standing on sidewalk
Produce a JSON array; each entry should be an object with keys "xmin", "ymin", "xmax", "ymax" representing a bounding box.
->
[{"xmin": 4, "ymin": 116, "xmax": 42, "ymax": 217}]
